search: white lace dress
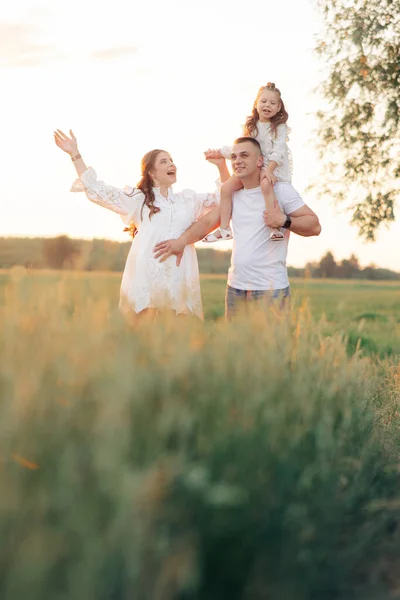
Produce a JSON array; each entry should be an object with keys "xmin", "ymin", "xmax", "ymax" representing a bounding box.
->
[
  {"xmin": 71, "ymin": 168, "xmax": 218, "ymax": 318},
  {"xmin": 221, "ymin": 122, "xmax": 292, "ymax": 182}
]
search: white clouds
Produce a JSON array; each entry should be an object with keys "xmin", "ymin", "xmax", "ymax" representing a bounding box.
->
[
  {"xmin": 0, "ymin": 22, "xmax": 54, "ymax": 67},
  {"xmin": 0, "ymin": 20, "xmax": 140, "ymax": 67},
  {"xmin": 90, "ymin": 46, "xmax": 139, "ymax": 61}
]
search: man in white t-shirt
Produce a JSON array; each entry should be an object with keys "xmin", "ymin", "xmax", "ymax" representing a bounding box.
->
[{"xmin": 154, "ymin": 137, "xmax": 321, "ymax": 317}]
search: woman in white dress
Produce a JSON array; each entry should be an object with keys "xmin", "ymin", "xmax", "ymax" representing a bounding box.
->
[{"xmin": 54, "ymin": 129, "xmax": 229, "ymax": 320}]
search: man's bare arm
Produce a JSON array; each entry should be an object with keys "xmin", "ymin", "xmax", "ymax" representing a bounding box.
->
[
  {"xmin": 287, "ymin": 205, "xmax": 321, "ymax": 237},
  {"xmin": 180, "ymin": 205, "xmax": 220, "ymax": 245},
  {"xmin": 264, "ymin": 202, "xmax": 321, "ymax": 238},
  {"xmin": 154, "ymin": 206, "xmax": 220, "ymax": 264},
  {"xmin": 153, "ymin": 155, "xmax": 228, "ymax": 265}
]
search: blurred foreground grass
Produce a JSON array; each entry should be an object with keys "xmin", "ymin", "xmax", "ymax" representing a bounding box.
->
[
  {"xmin": 1, "ymin": 268, "xmax": 399, "ymax": 356},
  {"xmin": 0, "ymin": 268, "xmax": 399, "ymax": 599}
]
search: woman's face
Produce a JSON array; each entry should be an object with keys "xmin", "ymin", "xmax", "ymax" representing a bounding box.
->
[
  {"xmin": 256, "ymin": 90, "xmax": 281, "ymax": 122},
  {"xmin": 150, "ymin": 152, "xmax": 177, "ymax": 188}
]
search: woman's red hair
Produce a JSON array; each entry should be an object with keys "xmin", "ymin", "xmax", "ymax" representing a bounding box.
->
[{"xmin": 124, "ymin": 149, "xmax": 165, "ymax": 237}]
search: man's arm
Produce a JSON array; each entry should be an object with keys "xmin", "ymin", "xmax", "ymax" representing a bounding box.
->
[
  {"xmin": 154, "ymin": 206, "xmax": 220, "ymax": 264},
  {"xmin": 154, "ymin": 155, "xmax": 229, "ymax": 265},
  {"xmin": 214, "ymin": 159, "xmax": 231, "ymax": 183},
  {"xmin": 264, "ymin": 200, "xmax": 321, "ymax": 237},
  {"xmin": 286, "ymin": 205, "xmax": 321, "ymax": 237}
]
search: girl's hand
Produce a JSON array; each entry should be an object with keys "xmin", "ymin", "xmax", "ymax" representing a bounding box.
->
[
  {"xmin": 204, "ymin": 148, "xmax": 223, "ymax": 160},
  {"xmin": 54, "ymin": 129, "xmax": 79, "ymax": 156},
  {"xmin": 261, "ymin": 169, "xmax": 278, "ymax": 185}
]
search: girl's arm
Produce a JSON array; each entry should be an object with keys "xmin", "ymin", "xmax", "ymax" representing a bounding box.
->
[
  {"xmin": 264, "ymin": 159, "xmax": 279, "ymax": 177},
  {"xmin": 263, "ymin": 124, "xmax": 288, "ymax": 183},
  {"xmin": 268, "ymin": 124, "xmax": 287, "ymax": 168},
  {"xmin": 190, "ymin": 156, "xmax": 230, "ymax": 219}
]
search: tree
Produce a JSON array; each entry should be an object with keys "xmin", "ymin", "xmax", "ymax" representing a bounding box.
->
[
  {"xmin": 314, "ymin": 0, "xmax": 400, "ymax": 240},
  {"xmin": 43, "ymin": 236, "xmax": 80, "ymax": 269},
  {"xmin": 319, "ymin": 251, "xmax": 338, "ymax": 278}
]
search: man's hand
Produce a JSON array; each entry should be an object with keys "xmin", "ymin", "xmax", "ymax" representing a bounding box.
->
[
  {"xmin": 153, "ymin": 238, "xmax": 186, "ymax": 265},
  {"xmin": 263, "ymin": 198, "xmax": 286, "ymax": 229}
]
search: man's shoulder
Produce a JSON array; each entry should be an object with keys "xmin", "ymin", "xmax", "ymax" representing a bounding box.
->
[
  {"xmin": 274, "ymin": 181, "xmax": 295, "ymax": 191},
  {"xmin": 274, "ymin": 182, "xmax": 301, "ymax": 199},
  {"xmin": 274, "ymin": 183, "xmax": 305, "ymax": 212}
]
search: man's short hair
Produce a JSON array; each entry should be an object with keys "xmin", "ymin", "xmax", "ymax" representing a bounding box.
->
[{"xmin": 233, "ymin": 137, "xmax": 262, "ymax": 155}]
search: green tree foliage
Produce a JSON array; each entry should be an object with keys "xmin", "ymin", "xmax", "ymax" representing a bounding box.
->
[
  {"xmin": 315, "ymin": 0, "xmax": 400, "ymax": 240},
  {"xmin": 1, "ymin": 238, "xmax": 399, "ymax": 280},
  {"xmin": 302, "ymin": 250, "xmax": 400, "ymax": 280},
  {"xmin": 319, "ymin": 250, "xmax": 338, "ymax": 277}
]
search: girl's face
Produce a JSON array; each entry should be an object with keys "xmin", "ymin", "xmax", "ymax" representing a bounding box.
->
[
  {"xmin": 150, "ymin": 152, "xmax": 177, "ymax": 188},
  {"xmin": 256, "ymin": 90, "xmax": 281, "ymax": 122}
]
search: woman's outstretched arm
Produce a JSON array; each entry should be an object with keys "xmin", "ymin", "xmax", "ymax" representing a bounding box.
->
[
  {"xmin": 54, "ymin": 129, "xmax": 139, "ymax": 220},
  {"xmin": 54, "ymin": 129, "xmax": 88, "ymax": 176}
]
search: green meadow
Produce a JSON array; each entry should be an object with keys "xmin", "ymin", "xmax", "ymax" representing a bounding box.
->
[
  {"xmin": 202, "ymin": 275, "xmax": 400, "ymax": 357},
  {"xmin": 2, "ymin": 269, "xmax": 398, "ymax": 356},
  {"xmin": 0, "ymin": 268, "xmax": 399, "ymax": 599}
]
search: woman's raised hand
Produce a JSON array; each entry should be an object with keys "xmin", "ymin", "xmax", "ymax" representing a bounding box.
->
[
  {"xmin": 204, "ymin": 148, "xmax": 226, "ymax": 167},
  {"xmin": 54, "ymin": 129, "xmax": 78, "ymax": 156},
  {"xmin": 204, "ymin": 148, "xmax": 223, "ymax": 161}
]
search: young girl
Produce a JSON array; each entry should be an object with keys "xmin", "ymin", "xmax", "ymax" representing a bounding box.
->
[
  {"xmin": 204, "ymin": 82, "xmax": 291, "ymax": 242},
  {"xmin": 53, "ymin": 129, "xmax": 228, "ymax": 321}
]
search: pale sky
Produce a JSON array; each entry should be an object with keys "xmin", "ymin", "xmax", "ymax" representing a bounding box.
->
[{"xmin": 1, "ymin": 0, "xmax": 399, "ymax": 270}]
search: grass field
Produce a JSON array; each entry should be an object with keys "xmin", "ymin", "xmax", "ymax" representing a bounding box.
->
[
  {"xmin": 2, "ymin": 268, "xmax": 399, "ymax": 357},
  {"xmin": 202, "ymin": 274, "xmax": 400, "ymax": 354},
  {"xmin": 0, "ymin": 268, "xmax": 399, "ymax": 599}
]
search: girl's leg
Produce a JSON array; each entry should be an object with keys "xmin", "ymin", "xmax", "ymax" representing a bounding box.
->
[
  {"xmin": 260, "ymin": 173, "xmax": 284, "ymax": 241},
  {"xmin": 203, "ymin": 175, "xmax": 243, "ymax": 243},
  {"xmin": 220, "ymin": 176, "xmax": 242, "ymax": 230}
]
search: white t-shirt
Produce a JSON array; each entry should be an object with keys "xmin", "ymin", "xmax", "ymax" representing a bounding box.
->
[{"xmin": 227, "ymin": 182, "xmax": 305, "ymax": 291}]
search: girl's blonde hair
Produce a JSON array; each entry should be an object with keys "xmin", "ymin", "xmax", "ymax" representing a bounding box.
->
[{"xmin": 244, "ymin": 82, "xmax": 289, "ymax": 139}]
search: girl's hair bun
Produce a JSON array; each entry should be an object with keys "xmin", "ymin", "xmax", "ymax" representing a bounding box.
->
[{"xmin": 266, "ymin": 82, "xmax": 276, "ymax": 90}]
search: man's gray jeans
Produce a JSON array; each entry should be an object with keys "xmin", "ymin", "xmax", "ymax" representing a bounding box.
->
[{"xmin": 225, "ymin": 285, "xmax": 290, "ymax": 319}]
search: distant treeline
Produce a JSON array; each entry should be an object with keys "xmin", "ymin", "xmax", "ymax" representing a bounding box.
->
[
  {"xmin": 0, "ymin": 237, "xmax": 399, "ymax": 280},
  {"xmin": 288, "ymin": 251, "xmax": 400, "ymax": 281},
  {"xmin": 0, "ymin": 236, "xmax": 231, "ymax": 275}
]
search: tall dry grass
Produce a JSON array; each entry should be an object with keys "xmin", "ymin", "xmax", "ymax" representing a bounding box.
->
[{"xmin": 0, "ymin": 270, "xmax": 399, "ymax": 600}]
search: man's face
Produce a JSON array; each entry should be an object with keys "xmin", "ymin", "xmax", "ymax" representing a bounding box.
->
[{"xmin": 231, "ymin": 142, "xmax": 263, "ymax": 180}]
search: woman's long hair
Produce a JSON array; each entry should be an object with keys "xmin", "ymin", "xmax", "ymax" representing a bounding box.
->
[
  {"xmin": 243, "ymin": 83, "xmax": 289, "ymax": 139},
  {"xmin": 124, "ymin": 149, "xmax": 165, "ymax": 237}
]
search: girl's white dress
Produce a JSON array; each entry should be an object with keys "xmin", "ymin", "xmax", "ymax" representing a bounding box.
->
[
  {"xmin": 222, "ymin": 122, "xmax": 292, "ymax": 182},
  {"xmin": 71, "ymin": 167, "xmax": 218, "ymax": 318}
]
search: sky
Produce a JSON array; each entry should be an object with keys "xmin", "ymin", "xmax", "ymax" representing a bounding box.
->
[{"xmin": 1, "ymin": 0, "xmax": 399, "ymax": 271}]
